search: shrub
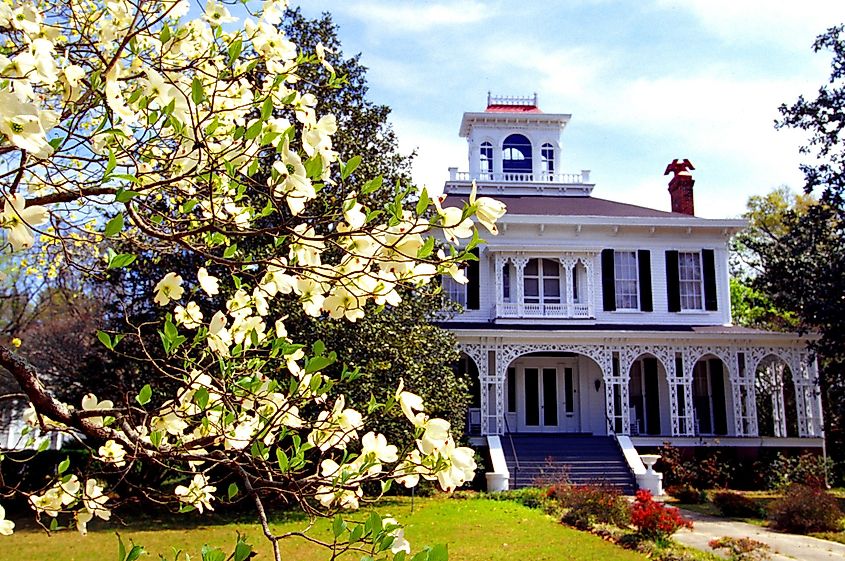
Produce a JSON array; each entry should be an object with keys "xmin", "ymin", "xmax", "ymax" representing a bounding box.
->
[
  {"xmin": 631, "ymin": 489, "xmax": 693, "ymax": 539},
  {"xmin": 763, "ymin": 453, "xmax": 832, "ymax": 490},
  {"xmin": 486, "ymin": 487, "xmax": 551, "ymax": 511},
  {"xmin": 666, "ymin": 484, "xmax": 706, "ymax": 504},
  {"xmin": 549, "ymin": 483, "xmax": 631, "ymax": 530},
  {"xmin": 709, "ymin": 537, "xmax": 771, "ymax": 561},
  {"xmin": 768, "ymin": 484, "xmax": 843, "ymax": 533},
  {"xmin": 711, "ymin": 491, "xmax": 764, "ymax": 518}
]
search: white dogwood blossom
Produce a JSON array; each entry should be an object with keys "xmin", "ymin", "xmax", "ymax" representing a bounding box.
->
[{"xmin": 0, "ymin": 1, "xmax": 505, "ymax": 557}]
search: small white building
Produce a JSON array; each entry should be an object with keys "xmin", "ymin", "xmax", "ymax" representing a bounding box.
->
[{"xmin": 440, "ymin": 95, "xmax": 823, "ymax": 488}]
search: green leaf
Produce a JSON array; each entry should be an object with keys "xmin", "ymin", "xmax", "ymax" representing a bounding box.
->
[
  {"xmin": 125, "ymin": 544, "xmax": 145, "ymax": 561},
  {"xmin": 201, "ymin": 545, "xmax": 226, "ymax": 561},
  {"xmin": 227, "ymin": 38, "xmax": 243, "ymax": 65},
  {"xmin": 417, "ymin": 236, "xmax": 435, "ymax": 259},
  {"xmin": 159, "ymin": 24, "xmax": 171, "ymax": 44},
  {"xmin": 233, "ymin": 538, "xmax": 253, "ymax": 561},
  {"xmin": 181, "ymin": 199, "xmax": 198, "ymax": 214},
  {"xmin": 37, "ymin": 438, "xmax": 50, "ymax": 452},
  {"xmin": 332, "ymin": 515, "xmax": 346, "ymax": 538},
  {"xmin": 104, "ymin": 149, "xmax": 117, "ymax": 176},
  {"xmin": 191, "ymin": 77, "xmax": 204, "ymax": 105},
  {"xmin": 361, "ymin": 176, "xmax": 383, "ymax": 195},
  {"xmin": 114, "ymin": 188, "xmax": 140, "ymax": 203},
  {"xmin": 136, "ymin": 384, "xmax": 152, "ymax": 406},
  {"xmin": 194, "ymin": 387, "xmax": 209, "ymax": 409},
  {"xmin": 416, "ymin": 188, "xmax": 430, "ymax": 216},
  {"xmin": 261, "ymin": 96, "xmax": 274, "ymax": 120},
  {"xmin": 223, "ymin": 244, "xmax": 238, "ymax": 259},
  {"xmin": 97, "ymin": 330, "xmax": 114, "ymax": 350},
  {"xmin": 305, "ymin": 354, "xmax": 336, "ymax": 374},
  {"xmin": 341, "ymin": 155, "xmax": 362, "ymax": 180},
  {"xmin": 104, "ymin": 213, "xmax": 124, "ymax": 237},
  {"xmin": 304, "ymin": 154, "xmax": 323, "ymax": 179},
  {"xmin": 118, "ymin": 534, "xmax": 126, "ymax": 561},
  {"xmin": 108, "ymin": 253, "xmax": 137, "ymax": 269},
  {"xmin": 58, "ymin": 456, "xmax": 70, "ymax": 474},
  {"xmin": 227, "ymin": 482, "xmax": 239, "ymax": 500},
  {"xmin": 275, "ymin": 448, "xmax": 289, "ymax": 471}
]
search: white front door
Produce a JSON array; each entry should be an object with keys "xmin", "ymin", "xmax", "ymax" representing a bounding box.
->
[{"xmin": 514, "ymin": 361, "xmax": 580, "ymax": 433}]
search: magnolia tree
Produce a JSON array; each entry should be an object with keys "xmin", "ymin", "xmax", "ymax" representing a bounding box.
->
[{"xmin": 0, "ymin": 1, "xmax": 505, "ymax": 559}]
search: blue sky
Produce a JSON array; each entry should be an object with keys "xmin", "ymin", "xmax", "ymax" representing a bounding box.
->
[{"xmin": 295, "ymin": 1, "xmax": 845, "ymax": 218}]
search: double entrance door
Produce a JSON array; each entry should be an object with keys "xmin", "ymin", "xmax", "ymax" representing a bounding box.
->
[{"xmin": 507, "ymin": 361, "xmax": 580, "ymax": 432}]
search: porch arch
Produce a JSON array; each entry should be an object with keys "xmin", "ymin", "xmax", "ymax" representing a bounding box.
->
[
  {"xmin": 755, "ymin": 354, "xmax": 799, "ymax": 438},
  {"xmin": 627, "ymin": 353, "xmax": 672, "ymax": 435},
  {"xmin": 691, "ymin": 354, "xmax": 734, "ymax": 436}
]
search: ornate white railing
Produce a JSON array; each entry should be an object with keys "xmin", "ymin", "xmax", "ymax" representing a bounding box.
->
[
  {"xmin": 498, "ymin": 301, "xmax": 592, "ymax": 319},
  {"xmin": 448, "ymin": 170, "xmax": 590, "ymax": 184}
]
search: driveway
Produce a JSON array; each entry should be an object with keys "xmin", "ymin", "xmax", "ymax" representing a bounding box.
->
[{"xmin": 674, "ymin": 509, "xmax": 845, "ymax": 561}]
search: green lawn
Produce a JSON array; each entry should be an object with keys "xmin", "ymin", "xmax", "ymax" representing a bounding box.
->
[{"xmin": 0, "ymin": 496, "xmax": 649, "ymax": 561}]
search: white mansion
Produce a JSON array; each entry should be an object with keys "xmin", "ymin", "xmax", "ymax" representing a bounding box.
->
[{"xmin": 439, "ymin": 96, "xmax": 823, "ymax": 485}]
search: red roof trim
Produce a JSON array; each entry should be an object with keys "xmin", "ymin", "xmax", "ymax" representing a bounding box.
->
[{"xmin": 484, "ymin": 104, "xmax": 543, "ymax": 113}]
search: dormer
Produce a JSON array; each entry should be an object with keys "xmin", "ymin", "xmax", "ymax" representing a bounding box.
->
[{"xmin": 446, "ymin": 94, "xmax": 593, "ymax": 197}]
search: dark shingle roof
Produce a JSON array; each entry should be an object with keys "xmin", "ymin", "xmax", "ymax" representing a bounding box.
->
[{"xmin": 443, "ymin": 195, "xmax": 692, "ymax": 218}]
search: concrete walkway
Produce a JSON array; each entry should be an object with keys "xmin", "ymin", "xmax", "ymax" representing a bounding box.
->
[{"xmin": 673, "ymin": 509, "xmax": 845, "ymax": 561}]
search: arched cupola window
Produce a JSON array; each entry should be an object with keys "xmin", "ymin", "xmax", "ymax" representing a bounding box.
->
[
  {"xmin": 502, "ymin": 134, "xmax": 532, "ymax": 175},
  {"xmin": 480, "ymin": 141, "xmax": 493, "ymax": 177},
  {"xmin": 541, "ymin": 143, "xmax": 555, "ymax": 176}
]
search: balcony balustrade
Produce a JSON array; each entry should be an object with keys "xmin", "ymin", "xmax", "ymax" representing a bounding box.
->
[
  {"xmin": 448, "ymin": 170, "xmax": 590, "ymax": 184},
  {"xmin": 498, "ymin": 301, "xmax": 592, "ymax": 319}
]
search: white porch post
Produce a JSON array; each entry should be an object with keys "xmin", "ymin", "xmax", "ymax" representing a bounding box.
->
[
  {"xmin": 795, "ymin": 352, "xmax": 817, "ymax": 437},
  {"xmin": 560, "ymin": 256, "xmax": 575, "ymax": 317},
  {"xmin": 583, "ymin": 255, "xmax": 596, "ymax": 318},
  {"xmin": 769, "ymin": 362, "xmax": 787, "ymax": 437},
  {"xmin": 514, "ymin": 256, "xmax": 528, "ymax": 317},
  {"xmin": 494, "ymin": 254, "xmax": 505, "ymax": 316},
  {"xmin": 604, "ymin": 350, "xmax": 629, "ymax": 435}
]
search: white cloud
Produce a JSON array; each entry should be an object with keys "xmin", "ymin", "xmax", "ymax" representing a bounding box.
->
[
  {"xmin": 653, "ymin": 0, "xmax": 845, "ymax": 48},
  {"xmin": 391, "ymin": 116, "xmax": 465, "ymax": 195},
  {"xmin": 332, "ymin": 0, "xmax": 495, "ymax": 33}
]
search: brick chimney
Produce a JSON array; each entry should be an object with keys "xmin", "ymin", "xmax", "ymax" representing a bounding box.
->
[{"xmin": 664, "ymin": 158, "xmax": 695, "ymax": 216}]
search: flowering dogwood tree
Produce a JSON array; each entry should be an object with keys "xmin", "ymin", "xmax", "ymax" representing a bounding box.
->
[{"xmin": 0, "ymin": 1, "xmax": 505, "ymax": 559}]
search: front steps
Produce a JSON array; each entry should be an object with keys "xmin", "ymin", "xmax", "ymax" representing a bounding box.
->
[{"xmin": 501, "ymin": 433, "xmax": 637, "ymax": 494}]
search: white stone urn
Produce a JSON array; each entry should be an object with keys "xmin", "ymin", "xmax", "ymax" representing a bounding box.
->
[{"xmin": 636, "ymin": 454, "xmax": 664, "ymax": 496}]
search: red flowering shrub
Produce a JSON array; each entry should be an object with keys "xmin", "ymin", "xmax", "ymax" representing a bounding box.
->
[{"xmin": 631, "ymin": 489, "xmax": 693, "ymax": 538}]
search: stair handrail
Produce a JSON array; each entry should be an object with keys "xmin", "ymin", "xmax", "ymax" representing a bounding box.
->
[{"xmin": 503, "ymin": 414, "xmax": 519, "ymax": 486}]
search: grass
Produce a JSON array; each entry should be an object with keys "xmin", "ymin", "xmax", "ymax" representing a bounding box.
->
[{"xmin": 0, "ymin": 495, "xmax": 650, "ymax": 561}]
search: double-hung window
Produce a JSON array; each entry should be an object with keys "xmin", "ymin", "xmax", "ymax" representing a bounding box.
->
[
  {"xmin": 678, "ymin": 251, "xmax": 703, "ymax": 310},
  {"xmin": 613, "ymin": 251, "xmax": 639, "ymax": 309}
]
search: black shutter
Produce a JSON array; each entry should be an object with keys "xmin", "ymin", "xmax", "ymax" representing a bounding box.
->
[
  {"xmin": 466, "ymin": 248, "xmax": 480, "ymax": 310},
  {"xmin": 665, "ymin": 250, "xmax": 680, "ymax": 312},
  {"xmin": 637, "ymin": 249, "xmax": 653, "ymax": 312},
  {"xmin": 601, "ymin": 249, "xmax": 616, "ymax": 311},
  {"xmin": 702, "ymin": 249, "xmax": 718, "ymax": 311}
]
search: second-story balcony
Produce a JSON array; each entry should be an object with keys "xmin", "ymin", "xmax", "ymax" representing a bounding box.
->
[
  {"xmin": 445, "ymin": 169, "xmax": 594, "ymax": 197},
  {"xmin": 498, "ymin": 301, "xmax": 592, "ymax": 319}
]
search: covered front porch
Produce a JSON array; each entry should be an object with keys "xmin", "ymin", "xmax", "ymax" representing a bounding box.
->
[{"xmin": 457, "ymin": 329, "xmax": 825, "ymax": 446}]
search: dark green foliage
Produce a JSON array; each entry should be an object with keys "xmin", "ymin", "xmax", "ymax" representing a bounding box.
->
[
  {"xmin": 744, "ymin": 25, "xmax": 845, "ymax": 482},
  {"xmin": 711, "ymin": 491, "xmax": 764, "ymax": 518},
  {"xmin": 483, "ymin": 487, "xmax": 551, "ymax": 511},
  {"xmin": 760, "ymin": 452, "xmax": 833, "ymax": 490},
  {"xmin": 768, "ymin": 484, "xmax": 843, "ymax": 533}
]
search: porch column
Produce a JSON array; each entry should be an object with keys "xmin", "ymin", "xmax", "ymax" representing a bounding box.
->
[
  {"xmin": 461, "ymin": 344, "xmax": 496, "ymax": 435},
  {"xmin": 768, "ymin": 361, "xmax": 787, "ymax": 437},
  {"xmin": 667, "ymin": 350, "xmax": 693, "ymax": 436},
  {"xmin": 494, "ymin": 254, "xmax": 505, "ymax": 315},
  {"xmin": 582, "ymin": 255, "xmax": 596, "ymax": 318},
  {"xmin": 680, "ymin": 349, "xmax": 699, "ymax": 436},
  {"xmin": 604, "ymin": 350, "xmax": 629, "ymax": 434},
  {"xmin": 795, "ymin": 354, "xmax": 823, "ymax": 437},
  {"xmin": 560, "ymin": 256, "xmax": 576, "ymax": 317},
  {"xmin": 513, "ymin": 256, "xmax": 528, "ymax": 317},
  {"xmin": 732, "ymin": 351, "xmax": 758, "ymax": 437}
]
